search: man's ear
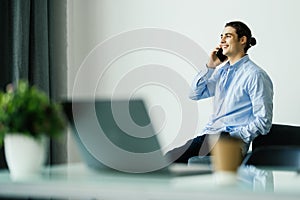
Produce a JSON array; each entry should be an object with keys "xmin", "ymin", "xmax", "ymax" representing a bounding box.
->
[{"xmin": 240, "ymin": 36, "xmax": 247, "ymax": 45}]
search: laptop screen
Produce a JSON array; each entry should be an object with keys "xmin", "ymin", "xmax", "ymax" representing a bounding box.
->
[{"xmin": 62, "ymin": 99, "xmax": 170, "ymax": 173}]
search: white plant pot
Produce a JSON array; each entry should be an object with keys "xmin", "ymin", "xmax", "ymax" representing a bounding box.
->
[{"xmin": 4, "ymin": 133, "xmax": 48, "ymax": 180}]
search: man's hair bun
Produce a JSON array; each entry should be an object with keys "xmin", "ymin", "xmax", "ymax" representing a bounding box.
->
[{"xmin": 250, "ymin": 37, "xmax": 256, "ymax": 46}]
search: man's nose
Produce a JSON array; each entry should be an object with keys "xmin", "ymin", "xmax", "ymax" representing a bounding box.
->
[{"xmin": 220, "ymin": 36, "xmax": 226, "ymax": 43}]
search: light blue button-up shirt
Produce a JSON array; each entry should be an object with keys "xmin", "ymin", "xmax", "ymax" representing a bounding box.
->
[{"xmin": 189, "ymin": 55, "xmax": 273, "ymax": 146}]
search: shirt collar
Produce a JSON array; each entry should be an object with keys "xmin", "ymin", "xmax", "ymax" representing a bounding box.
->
[
  {"xmin": 218, "ymin": 55, "xmax": 249, "ymax": 75},
  {"xmin": 225, "ymin": 54, "xmax": 249, "ymax": 70}
]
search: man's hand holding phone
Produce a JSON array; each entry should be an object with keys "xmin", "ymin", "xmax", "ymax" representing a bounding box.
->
[
  {"xmin": 216, "ymin": 48, "xmax": 228, "ymax": 62},
  {"xmin": 207, "ymin": 47, "xmax": 228, "ymax": 69}
]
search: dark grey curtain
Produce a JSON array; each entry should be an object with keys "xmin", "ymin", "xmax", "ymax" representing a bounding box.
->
[
  {"xmin": 0, "ymin": 0, "xmax": 67, "ymax": 169},
  {"xmin": 1, "ymin": 0, "xmax": 51, "ymax": 91},
  {"xmin": 0, "ymin": 0, "xmax": 11, "ymax": 92}
]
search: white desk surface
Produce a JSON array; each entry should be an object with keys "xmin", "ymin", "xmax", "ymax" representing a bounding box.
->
[{"xmin": 0, "ymin": 163, "xmax": 299, "ymax": 200}]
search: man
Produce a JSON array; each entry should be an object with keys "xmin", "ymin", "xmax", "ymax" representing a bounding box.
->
[{"xmin": 166, "ymin": 21, "xmax": 273, "ymax": 163}]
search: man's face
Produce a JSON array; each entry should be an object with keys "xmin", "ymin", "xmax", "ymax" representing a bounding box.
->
[{"xmin": 220, "ymin": 26, "xmax": 245, "ymax": 57}]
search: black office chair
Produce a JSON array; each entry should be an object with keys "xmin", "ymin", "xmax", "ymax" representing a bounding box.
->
[
  {"xmin": 243, "ymin": 146, "xmax": 300, "ymax": 171},
  {"xmin": 243, "ymin": 124, "xmax": 300, "ymax": 171},
  {"xmin": 252, "ymin": 124, "xmax": 300, "ymax": 150}
]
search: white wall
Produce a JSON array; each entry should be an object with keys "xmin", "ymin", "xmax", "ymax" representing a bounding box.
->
[{"xmin": 68, "ymin": 0, "xmax": 300, "ymax": 153}]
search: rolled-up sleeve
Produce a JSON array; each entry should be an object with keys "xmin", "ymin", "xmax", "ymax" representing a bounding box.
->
[{"xmin": 189, "ymin": 66, "xmax": 216, "ymax": 100}]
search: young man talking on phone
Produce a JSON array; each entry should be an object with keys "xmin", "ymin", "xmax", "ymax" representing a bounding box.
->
[{"xmin": 166, "ymin": 21, "xmax": 273, "ymax": 163}]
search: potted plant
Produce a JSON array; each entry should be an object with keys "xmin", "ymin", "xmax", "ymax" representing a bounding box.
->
[{"xmin": 0, "ymin": 80, "xmax": 67, "ymax": 179}]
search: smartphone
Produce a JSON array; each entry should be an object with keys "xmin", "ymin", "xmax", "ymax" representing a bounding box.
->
[{"xmin": 216, "ymin": 48, "xmax": 227, "ymax": 62}]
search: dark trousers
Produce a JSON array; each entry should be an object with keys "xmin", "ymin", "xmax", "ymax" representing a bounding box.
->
[
  {"xmin": 165, "ymin": 132, "xmax": 232, "ymax": 163},
  {"xmin": 165, "ymin": 135, "xmax": 210, "ymax": 163}
]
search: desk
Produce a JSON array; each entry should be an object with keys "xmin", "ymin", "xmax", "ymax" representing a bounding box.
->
[{"xmin": 0, "ymin": 163, "xmax": 300, "ymax": 200}]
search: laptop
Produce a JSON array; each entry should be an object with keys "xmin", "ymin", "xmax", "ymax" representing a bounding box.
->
[{"xmin": 62, "ymin": 99, "xmax": 212, "ymax": 176}]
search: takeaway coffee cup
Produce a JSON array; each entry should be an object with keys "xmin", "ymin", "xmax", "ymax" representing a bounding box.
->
[{"xmin": 210, "ymin": 133, "xmax": 243, "ymax": 185}]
